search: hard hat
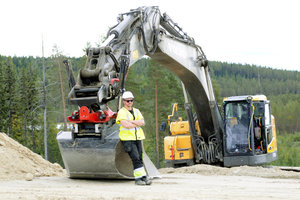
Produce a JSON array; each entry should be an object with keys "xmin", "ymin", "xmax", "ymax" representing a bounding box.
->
[{"xmin": 122, "ymin": 91, "xmax": 134, "ymax": 99}]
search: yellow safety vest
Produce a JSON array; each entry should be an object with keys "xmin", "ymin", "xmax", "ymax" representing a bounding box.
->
[{"xmin": 116, "ymin": 107, "xmax": 145, "ymax": 141}]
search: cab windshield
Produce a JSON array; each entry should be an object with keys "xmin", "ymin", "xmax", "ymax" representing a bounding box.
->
[{"xmin": 224, "ymin": 101, "xmax": 251, "ymax": 154}]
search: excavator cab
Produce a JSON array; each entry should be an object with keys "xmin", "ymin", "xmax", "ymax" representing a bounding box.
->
[
  {"xmin": 224, "ymin": 101, "xmax": 251, "ymax": 154},
  {"xmin": 223, "ymin": 95, "xmax": 278, "ymax": 166}
]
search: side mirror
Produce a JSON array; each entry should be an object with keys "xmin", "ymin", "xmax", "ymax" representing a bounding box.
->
[{"xmin": 160, "ymin": 122, "xmax": 167, "ymax": 131}]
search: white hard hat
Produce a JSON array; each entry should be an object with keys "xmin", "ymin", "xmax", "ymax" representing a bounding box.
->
[{"xmin": 122, "ymin": 91, "xmax": 134, "ymax": 99}]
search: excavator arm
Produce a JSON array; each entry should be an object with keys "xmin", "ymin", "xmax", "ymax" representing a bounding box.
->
[
  {"xmin": 68, "ymin": 7, "xmax": 161, "ymax": 107},
  {"xmin": 70, "ymin": 6, "xmax": 222, "ymax": 143},
  {"xmin": 57, "ymin": 6, "xmax": 224, "ymax": 179}
]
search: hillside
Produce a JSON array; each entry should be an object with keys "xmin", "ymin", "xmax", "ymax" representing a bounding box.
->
[
  {"xmin": 0, "ymin": 55, "xmax": 300, "ymax": 167},
  {"xmin": 210, "ymin": 61, "xmax": 300, "ymax": 97},
  {"xmin": 209, "ymin": 61, "xmax": 300, "ymax": 133}
]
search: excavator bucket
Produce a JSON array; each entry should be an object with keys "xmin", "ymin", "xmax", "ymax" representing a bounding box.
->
[{"xmin": 56, "ymin": 127, "xmax": 160, "ymax": 179}]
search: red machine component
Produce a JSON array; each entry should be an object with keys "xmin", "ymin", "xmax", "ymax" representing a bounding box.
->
[
  {"xmin": 110, "ymin": 78, "xmax": 119, "ymax": 85},
  {"xmin": 68, "ymin": 106, "xmax": 117, "ymax": 123},
  {"xmin": 170, "ymin": 145, "xmax": 174, "ymax": 160}
]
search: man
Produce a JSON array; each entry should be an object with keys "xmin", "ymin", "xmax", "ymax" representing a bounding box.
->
[{"xmin": 116, "ymin": 91, "xmax": 152, "ymax": 185}]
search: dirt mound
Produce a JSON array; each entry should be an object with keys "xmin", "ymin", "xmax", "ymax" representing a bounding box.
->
[
  {"xmin": 0, "ymin": 132, "xmax": 66, "ymax": 181},
  {"xmin": 159, "ymin": 164, "xmax": 300, "ymax": 179}
]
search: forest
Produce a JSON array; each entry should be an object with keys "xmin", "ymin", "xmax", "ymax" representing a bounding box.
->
[{"xmin": 0, "ymin": 54, "xmax": 299, "ymax": 167}]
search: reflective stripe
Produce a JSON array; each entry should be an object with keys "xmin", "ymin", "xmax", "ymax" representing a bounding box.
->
[
  {"xmin": 135, "ymin": 109, "xmax": 139, "ymax": 118},
  {"xmin": 133, "ymin": 167, "xmax": 146, "ymax": 179},
  {"xmin": 121, "ymin": 127, "xmax": 141, "ymax": 131},
  {"xmin": 126, "ymin": 111, "xmax": 130, "ymax": 120}
]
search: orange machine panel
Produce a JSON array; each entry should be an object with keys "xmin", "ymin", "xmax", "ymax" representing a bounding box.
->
[
  {"xmin": 164, "ymin": 135, "xmax": 194, "ymax": 161},
  {"xmin": 170, "ymin": 121, "xmax": 190, "ymax": 135}
]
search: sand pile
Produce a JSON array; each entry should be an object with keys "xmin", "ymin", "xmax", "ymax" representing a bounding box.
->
[
  {"xmin": 159, "ymin": 164, "xmax": 300, "ymax": 179},
  {"xmin": 0, "ymin": 132, "xmax": 66, "ymax": 181}
]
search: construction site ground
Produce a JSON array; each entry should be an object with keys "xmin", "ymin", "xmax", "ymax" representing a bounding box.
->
[
  {"xmin": 1, "ymin": 132, "xmax": 300, "ymax": 200},
  {"xmin": 1, "ymin": 170, "xmax": 300, "ymax": 200}
]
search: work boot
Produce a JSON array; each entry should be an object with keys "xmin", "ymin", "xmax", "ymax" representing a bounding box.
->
[
  {"xmin": 142, "ymin": 176, "xmax": 152, "ymax": 185},
  {"xmin": 135, "ymin": 178, "xmax": 146, "ymax": 186}
]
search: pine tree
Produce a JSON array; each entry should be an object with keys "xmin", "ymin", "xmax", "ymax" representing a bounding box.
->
[{"xmin": 2, "ymin": 57, "xmax": 18, "ymax": 138}]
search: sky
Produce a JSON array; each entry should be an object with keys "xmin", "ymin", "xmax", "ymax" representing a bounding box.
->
[{"xmin": 0, "ymin": 0, "xmax": 299, "ymax": 71}]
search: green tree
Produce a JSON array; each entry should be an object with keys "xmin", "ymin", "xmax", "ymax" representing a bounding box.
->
[
  {"xmin": 16, "ymin": 65, "xmax": 41, "ymax": 150},
  {"xmin": 1, "ymin": 57, "xmax": 18, "ymax": 138}
]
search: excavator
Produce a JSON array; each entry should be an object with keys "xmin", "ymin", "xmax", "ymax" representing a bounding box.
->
[
  {"xmin": 164, "ymin": 95, "xmax": 278, "ymax": 167},
  {"xmin": 56, "ymin": 6, "xmax": 277, "ymax": 179}
]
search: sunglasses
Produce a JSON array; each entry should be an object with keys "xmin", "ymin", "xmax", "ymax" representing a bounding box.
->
[{"xmin": 124, "ymin": 100, "xmax": 134, "ymax": 103}]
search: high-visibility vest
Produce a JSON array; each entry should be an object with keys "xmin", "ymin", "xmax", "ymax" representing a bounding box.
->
[{"xmin": 116, "ymin": 107, "xmax": 145, "ymax": 141}]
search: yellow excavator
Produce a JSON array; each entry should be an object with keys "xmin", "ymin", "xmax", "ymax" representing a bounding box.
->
[
  {"xmin": 164, "ymin": 95, "xmax": 277, "ymax": 167},
  {"xmin": 56, "ymin": 6, "xmax": 277, "ymax": 179}
]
